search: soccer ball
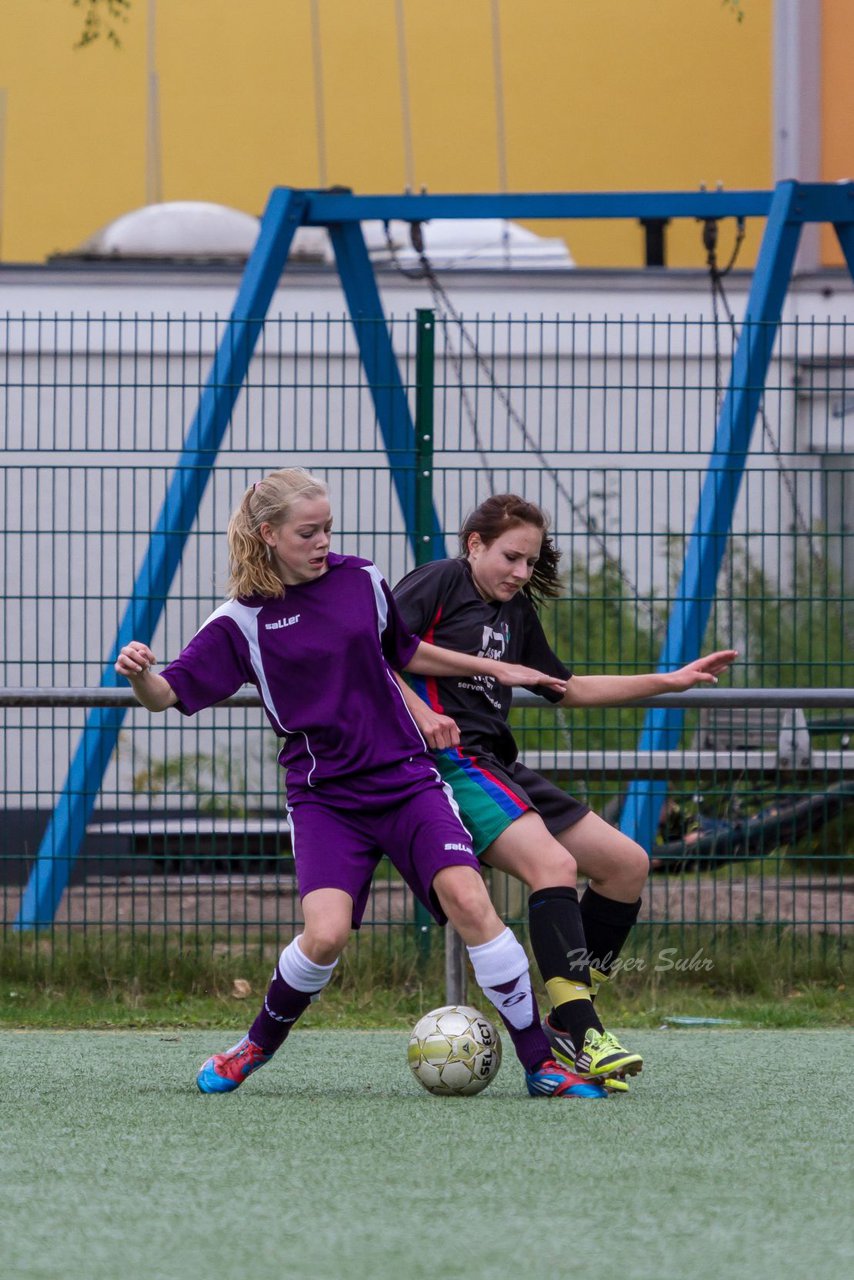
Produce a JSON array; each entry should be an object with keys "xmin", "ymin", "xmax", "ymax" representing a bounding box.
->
[{"xmin": 407, "ymin": 1005, "xmax": 502, "ymax": 1097}]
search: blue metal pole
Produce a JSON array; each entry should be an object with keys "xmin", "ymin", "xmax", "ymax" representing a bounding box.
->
[
  {"xmin": 15, "ymin": 188, "xmax": 308, "ymax": 928},
  {"xmin": 619, "ymin": 181, "xmax": 804, "ymax": 852},
  {"xmin": 328, "ymin": 221, "xmax": 444, "ymax": 557},
  {"xmin": 305, "ymin": 190, "xmax": 774, "ymax": 224},
  {"xmin": 832, "ymin": 221, "xmax": 854, "ymax": 278}
]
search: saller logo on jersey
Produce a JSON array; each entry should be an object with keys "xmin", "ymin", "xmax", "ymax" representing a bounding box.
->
[
  {"xmin": 265, "ymin": 614, "xmax": 301, "ymax": 631},
  {"xmin": 444, "ymin": 842, "xmax": 473, "ymax": 853}
]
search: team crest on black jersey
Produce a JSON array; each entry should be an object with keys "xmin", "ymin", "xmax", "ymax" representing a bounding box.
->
[{"xmin": 479, "ymin": 623, "xmax": 509, "ymax": 662}]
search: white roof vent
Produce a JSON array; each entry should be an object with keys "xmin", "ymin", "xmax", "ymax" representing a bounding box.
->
[
  {"xmin": 73, "ymin": 201, "xmax": 333, "ymax": 263},
  {"xmin": 365, "ymin": 218, "xmax": 575, "ymax": 270},
  {"xmin": 76, "ymin": 202, "xmax": 262, "ymax": 259}
]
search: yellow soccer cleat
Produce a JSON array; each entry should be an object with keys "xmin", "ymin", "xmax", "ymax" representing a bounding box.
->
[
  {"xmin": 575, "ymin": 1028, "xmax": 644, "ymax": 1080},
  {"xmin": 543, "ymin": 1017, "xmax": 643, "ymax": 1083},
  {"xmin": 602, "ymin": 1075, "xmax": 631, "ymax": 1094}
]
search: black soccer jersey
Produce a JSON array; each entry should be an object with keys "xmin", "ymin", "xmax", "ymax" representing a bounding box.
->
[{"xmin": 393, "ymin": 557, "xmax": 570, "ymax": 764}]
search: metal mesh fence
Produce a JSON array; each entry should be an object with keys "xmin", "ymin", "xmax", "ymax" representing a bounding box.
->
[{"xmin": 1, "ymin": 308, "xmax": 851, "ymax": 962}]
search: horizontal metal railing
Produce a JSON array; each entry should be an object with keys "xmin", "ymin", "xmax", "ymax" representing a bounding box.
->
[
  {"xmin": 3, "ymin": 686, "xmax": 853, "ymax": 708},
  {"xmin": 3, "ymin": 689, "xmax": 852, "ymax": 984},
  {"xmin": 4, "ymin": 687, "xmax": 853, "ymax": 784}
]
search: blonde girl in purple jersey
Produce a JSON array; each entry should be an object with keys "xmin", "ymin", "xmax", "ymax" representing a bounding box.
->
[
  {"xmin": 116, "ymin": 469, "xmax": 606, "ymax": 1099},
  {"xmin": 394, "ymin": 494, "xmax": 737, "ymax": 1089}
]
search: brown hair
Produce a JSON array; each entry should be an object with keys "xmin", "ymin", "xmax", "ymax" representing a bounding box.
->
[
  {"xmin": 227, "ymin": 467, "xmax": 329, "ymax": 598},
  {"xmin": 459, "ymin": 494, "xmax": 562, "ymax": 607}
]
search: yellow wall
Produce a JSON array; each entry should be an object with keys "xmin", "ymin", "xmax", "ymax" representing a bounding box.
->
[
  {"xmin": 821, "ymin": 0, "xmax": 854, "ymax": 267},
  {"xmin": 0, "ymin": 0, "xmax": 774, "ymax": 267}
]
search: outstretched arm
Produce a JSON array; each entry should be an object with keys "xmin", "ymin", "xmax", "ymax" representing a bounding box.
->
[
  {"xmin": 560, "ymin": 649, "xmax": 737, "ymax": 708},
  {"xmin": 403, "ymin": 640, "xmax": 567, "ymax": 695},
  {"xmin": 115, "ymin": 642, "xmax": 178, "ymax": 712},
  {"xmin": 393, "ymin": 674, "xmax": 461, "ymax": 750}
]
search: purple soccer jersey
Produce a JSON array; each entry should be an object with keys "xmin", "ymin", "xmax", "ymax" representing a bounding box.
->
[
  {"xmin": 161, "ymin": 553, "xmax": 427, "ymax": 797},
  {"xmin": 160, "ymin": 552, "xmax": 479, "ymax": 921}
]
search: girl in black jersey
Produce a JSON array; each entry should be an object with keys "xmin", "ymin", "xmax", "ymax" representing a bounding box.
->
[{"xmin": 394, "ymin": 494, "xmax": 737, "ymax": 1087}]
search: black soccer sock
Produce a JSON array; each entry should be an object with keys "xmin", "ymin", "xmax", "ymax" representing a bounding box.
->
[
  {"xmin": 579, "ymin": 886, "xmax": 642, "ymax": 983},
  {"xmin": 528, "ymin": 886, "xmax": 603, "ymax": 1048}
]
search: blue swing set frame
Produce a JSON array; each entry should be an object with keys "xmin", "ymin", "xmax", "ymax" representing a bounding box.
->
[{"xmin": 16, "ymin": 180, "xmax": 854, "ymax": 928}]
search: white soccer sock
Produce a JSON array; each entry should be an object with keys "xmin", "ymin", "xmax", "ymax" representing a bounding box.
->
[
  {"xmin": 278, "ymin": 935, "xmax": 338, "ymax": 994},
  {"xmin": 467, "ymin": 928, "xmax": 536, "ymax": 1031}
]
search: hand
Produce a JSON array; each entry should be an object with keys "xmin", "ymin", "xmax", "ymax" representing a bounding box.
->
[
  {"xmin": 492, "ymin": 663, "xmax": 567, "ymax": 695},
  {"xmin": 670, "ymin": 649, "xmax": 738, "ymax": 690},
  {"xmin": 115, "ymin": 642, "xmax": 157, "ymax": 680},
  {"xmin": 414, "ymin": 707, "xmax": 461, "ymax": 750}
]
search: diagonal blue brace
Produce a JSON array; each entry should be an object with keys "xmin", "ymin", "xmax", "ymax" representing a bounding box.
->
[
  {"xmin": 832, "ymin": 219, "xmax": 854, "ymax": 278},
  {"xmin": 619, "ymin": 181, "xmax": 804, "ymax": 853},
  {"xmin": 15, "ymin": 188, "xmax": 309, "ymax": 928},
  {"xmin": 328, "ymin": 219, "xmax": 445, "ymax": 557}
]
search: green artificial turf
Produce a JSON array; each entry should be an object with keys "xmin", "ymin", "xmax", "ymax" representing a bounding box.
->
[{"xmin": 1, "ymin": 1029, "xmax": 852, "ymax": 1280}]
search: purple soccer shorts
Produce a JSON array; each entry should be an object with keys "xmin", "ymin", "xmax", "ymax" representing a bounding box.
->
[{"xmin": 287, "ymin": 761, "xmax": 480, "ymax": 927}]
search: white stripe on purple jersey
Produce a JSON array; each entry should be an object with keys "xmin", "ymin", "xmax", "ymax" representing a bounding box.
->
[{"xmin": 161, "ymin": 553, "xmax": 424, "ymax": 795}]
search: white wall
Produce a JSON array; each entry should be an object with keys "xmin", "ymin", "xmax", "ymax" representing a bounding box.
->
[{"xmin": 1, "ymin": 261, "xmax": 851, "ymax": 805}]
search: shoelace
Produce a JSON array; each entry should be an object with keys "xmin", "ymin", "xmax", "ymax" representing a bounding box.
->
[{"xmin": 597, "ymin": 1030, "xmax": 619, "ymax": 1049}]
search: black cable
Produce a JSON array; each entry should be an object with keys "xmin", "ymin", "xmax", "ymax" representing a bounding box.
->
[
  {"xmin": 706, "ymin": 221, "xmax": 823, "ymax": 551},
  {"xmin": 704, "ymin": 219, "xmax": 851, "ymax": 653},
  {"xmin": 383, "ymin": 219, "xmax": 655, "ymax": 618}
]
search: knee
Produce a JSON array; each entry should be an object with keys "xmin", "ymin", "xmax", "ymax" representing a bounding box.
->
[
  {"xmin": 527, "ymin": 845, "xmax": 577, "ymax": 892},
  {"xmin": 434, "ymin": 868, "xmax": 497, "ymax": 937},
  {"xmin": 619, "ymin": 840, "xmax": 650, "ymax": 896},
  {"xmin": 299, "ymin": 923, "xmax": 349, "ymax": 965}
]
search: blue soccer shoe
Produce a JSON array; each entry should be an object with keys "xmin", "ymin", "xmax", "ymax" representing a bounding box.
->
[
  {"xmin": 525, "ymin": 1058, "xmax": 608, "ymax": 1100},
  {"xmin": 196, "ymin": 1035, "xmax": 273, "ymax": 1094}
]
